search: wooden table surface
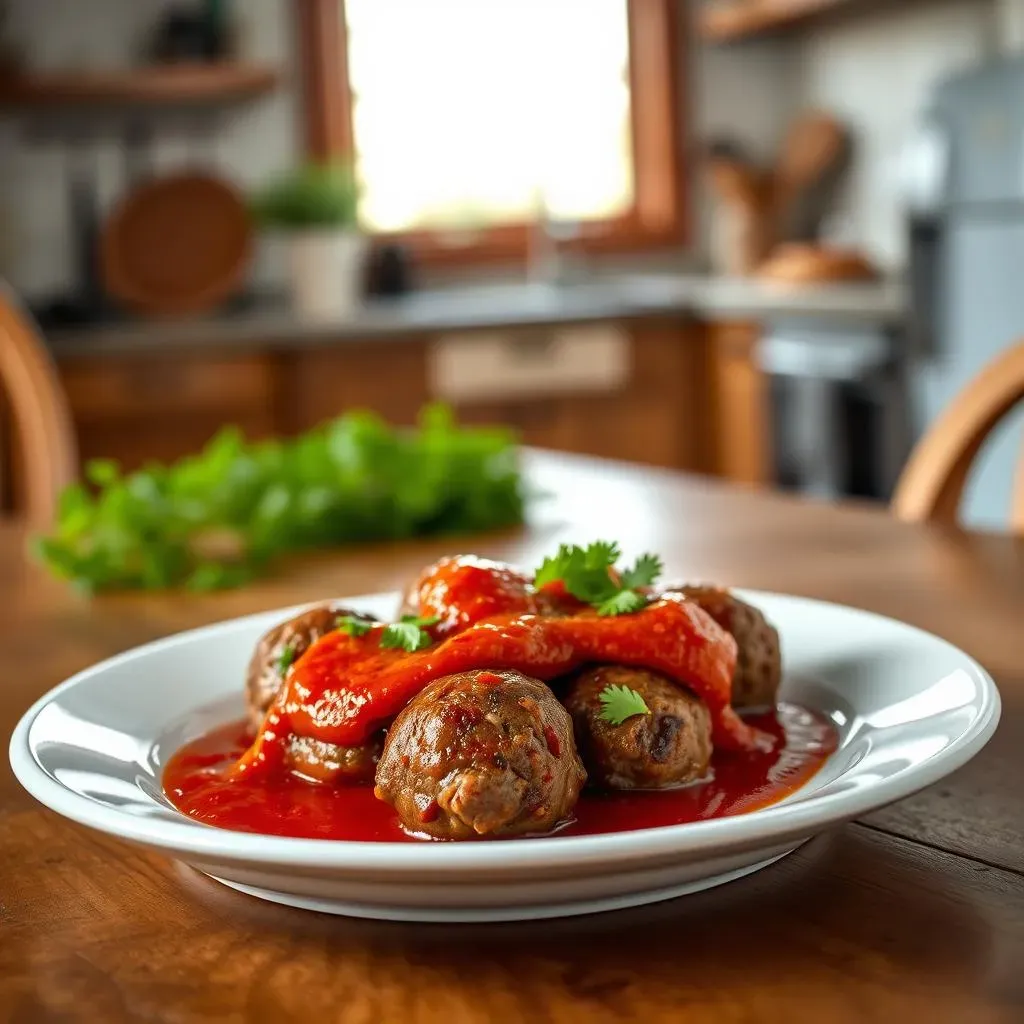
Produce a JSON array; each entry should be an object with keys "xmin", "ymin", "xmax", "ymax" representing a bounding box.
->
[{"xmin": 1, "ymin": 451, "xmax": 1022, "ymax": 1024}]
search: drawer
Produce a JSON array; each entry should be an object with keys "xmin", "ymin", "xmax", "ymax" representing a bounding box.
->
[
  {"xmin": 428, "ymin": 325, "xmax": 631, "ymax": 403},
  {"xmin": 61, "ymin": 354, "xmax": 275, "ymax": 422}
]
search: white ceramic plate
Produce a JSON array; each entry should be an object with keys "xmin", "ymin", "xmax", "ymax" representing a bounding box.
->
[{"xmin": 10, "ymin": 591, "xmax": 1000, "ymax": 922}]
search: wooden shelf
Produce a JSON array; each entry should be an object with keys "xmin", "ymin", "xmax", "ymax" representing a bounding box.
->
[
  {"xmin": 0, "ymin": 63, "xmax": 279, "ymax": 110},
  {"xmin": 700, "ymin": 0, "xmax": 855, "ymax": 41}
]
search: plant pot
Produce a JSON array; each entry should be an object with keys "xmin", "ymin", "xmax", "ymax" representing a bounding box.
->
[{"xmin": 287, "ymin": 230, "xmax": 366, "ymax": 320}]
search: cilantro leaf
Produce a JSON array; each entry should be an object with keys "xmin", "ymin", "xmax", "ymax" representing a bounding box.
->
[
  {"xmin": 276, "ymin": 641, "xmax": 297, "ymax": 676},
  {"xmin": 534, "ymin": 542, "xmax": 661, "ymax": 616},
  {"xmin": 533, "ymin": 543, "xmax": 576, "ymax": 589},
  {"xmin": 33, "ymin": 405, "xmax": 525, "ymax": 594},
  {"xmin": 399, "ymin": 614, "xmax": 440, "ymax": 629},
  {"xmin": 380, "ymin": 621, "xmax": 434, "ymax": 652},
  {"xmin": 596, "ymin": 589, "xmax": 648, "ymax": 617},
  {"xmin": 619, "ymin": 553, "xmax": 663, "ymax": 591},
  {"xmin": 337, "ymin": 615, "xmax": 372, "ymax": 637},
  {"xmin": 534, "ymin": 542, "xmax": 621, "ymax": 603},
  {"xmin": 598, "ymin": 684, "xmax": 651, "ymax": 726}
]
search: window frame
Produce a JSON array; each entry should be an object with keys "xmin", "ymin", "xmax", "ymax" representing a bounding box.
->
[{"xmin": 293, "ymin": 0, "xmax": 687, "ymax": 264}]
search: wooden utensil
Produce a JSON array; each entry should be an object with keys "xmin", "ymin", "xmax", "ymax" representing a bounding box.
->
[
  {"xmin": 772, "ymin": 112, "xmax": 847, "ymax": 242},
  {"xmin": 704, "ymin": 141, "xmax": 774, "ymax": 275},
  {"xmin": 101, "ymin": 171, "xmax": 252, "ymax": 316}
]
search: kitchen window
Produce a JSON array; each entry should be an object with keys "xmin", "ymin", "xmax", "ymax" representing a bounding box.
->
[{"xmin": 294, "ymin": 0, "xmax": 685, "ymax": 261}]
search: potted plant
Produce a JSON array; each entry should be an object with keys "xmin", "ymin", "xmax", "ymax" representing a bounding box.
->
[{"xmin": 251, "ymin": 162, "xmax": 364, "ymax": 320}]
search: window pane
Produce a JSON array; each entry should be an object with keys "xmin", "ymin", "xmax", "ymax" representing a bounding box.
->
[{"xmin": 344, "ymin": 0, "xmax": 634, "ymax": 234}]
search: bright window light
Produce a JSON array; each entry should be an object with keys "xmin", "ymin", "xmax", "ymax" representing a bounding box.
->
[{"xmin": 344, "ymin": 0, "xmax": 634, "ymax": 233}]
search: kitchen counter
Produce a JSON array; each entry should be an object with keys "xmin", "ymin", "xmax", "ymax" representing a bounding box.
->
[{"xmin": 43, "ymin": 274, "xmax": 907, "ymax": 358}]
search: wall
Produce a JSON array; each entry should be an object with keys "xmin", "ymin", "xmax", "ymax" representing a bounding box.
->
[
  {"xmin": 797, "ymin": 0, "xmax": 995, "ymax": 270},
  {"xmin": 0, "ymin": 0, "xmax": 296, "ymax": 298},
  {"xmin": 0, "ymin": 0, "xmax": 802, "ymax": 298}
]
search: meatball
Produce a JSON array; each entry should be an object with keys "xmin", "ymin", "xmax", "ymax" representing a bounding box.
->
[
  {"xmin": 374, "ymin": 670, "xmax": 586, "ymax": 840},
  {"xmin": 564, "ymin": 667, "xmax": 712, "ymax": 790},
  {"xmin": 285, "ymin": 733, "xmax": 384, "ymax": 785},
  {"xmin": 663, "ymin": 585, "xmax": 781, "ymax": 709},
  {"xmin": 246, "ymin": 602, "xmax": 369, "ymax": 728}
]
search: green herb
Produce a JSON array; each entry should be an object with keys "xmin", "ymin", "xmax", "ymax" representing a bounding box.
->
[
  {"xmin": 533, "ymin": 542, "xmax": 662, "ymax": 616},
  {"xmin": 337, "ymin": 615, "xmax": 373, "ymax": 638},
  {"xmin": 34, "ymin": 405, "xmax": 524, "ymax": 593},
  {"xmin": 251, "ymin": 162, "xmax": 360, "ymax": 229},
  {"xmin": 595, "ymin": 589, "xmax": 648, "ymax": 617},
  {"xmin": 379, "ymin": 615, "xmax": 439, "ymax": 653},
  {"xmin": 276, "ymin": 642, "xmax": 297, "ymax": 677},
  {"xmin": 598, "ymin": 684, "xmax": 651, "ymax": 726}
]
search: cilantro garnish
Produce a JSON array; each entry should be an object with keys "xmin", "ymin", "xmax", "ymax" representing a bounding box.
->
[
  {"xmin": 379, "ymin": 615, "xmax": 439, "ymax": 653},
  {"xmin": 276, "ymin": 641, "xmax": 297, "ymax": 676},
  {"xmin": 533, "ymin": 542, "xmax": 663, "ymax": 616},
  {"xmin": 336, "ymin": 614, "xmax": 372, "ymax": 638},
  {"xmin": 598, "ymin": 684, "xmax": 651, "ymax": 725}
]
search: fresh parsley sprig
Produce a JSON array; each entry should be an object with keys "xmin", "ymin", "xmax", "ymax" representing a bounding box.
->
[
  {"xmin": 598, "ymin": 684, "xmax": 651, "ymax": 725},
  {"xmin": 380, "ymin": 615, "xmax": 440, "ymax": 653},
  {"xmin": 336, "ymin": 614, "xmax": 372, "ymax": 638},
  {"xmin": 337, "ymin": 613, "xmax": 439, "ymax": 653},
  {"xmin": 534, "ymin": 542, "xmax": 663, "ymax": 616},
  {"xmin": 276, "ymin": 641, "xmax": 297, "ymax": 677}
]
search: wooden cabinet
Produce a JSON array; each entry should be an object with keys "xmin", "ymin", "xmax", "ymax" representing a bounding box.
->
[
  {"xmin": 60, "ymin": 352, "xmax": 279, "ymax": 470},
  {"xmin": 50, "ymin": 317, "xmax": 767, "ymax": 484},
  {"xmin": 704, "ymin": 321, "xmax": 771, "ymax": 486}
]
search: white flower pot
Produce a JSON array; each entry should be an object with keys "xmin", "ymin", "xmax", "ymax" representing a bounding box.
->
[{"xmin": 288, "ymin": 230, "xmax": 366, "ymax": 321}]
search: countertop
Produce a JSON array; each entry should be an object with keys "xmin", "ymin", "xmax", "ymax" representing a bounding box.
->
[{"xmin": 43, "ymin": 273, "xmax": 908, "ymax": 358}]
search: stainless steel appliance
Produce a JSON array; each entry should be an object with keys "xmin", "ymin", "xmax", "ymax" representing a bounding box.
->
[{"xmin": 905, "ymin": 52, "xmax": 1024, "ymax": 528}]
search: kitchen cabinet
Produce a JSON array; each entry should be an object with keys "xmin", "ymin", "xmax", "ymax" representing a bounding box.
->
[
  {"xmin": 705, "ymin": 321, "xmax": 771, "ymax": 486},
  {"xmin": 44, "ymin": 316, "xmax": 764, "ymax": 487}
]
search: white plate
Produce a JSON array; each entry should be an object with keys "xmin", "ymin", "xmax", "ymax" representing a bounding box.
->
[{"xmin": 10, "ymin": 591, "xmax": 1000, "ymax": 922}]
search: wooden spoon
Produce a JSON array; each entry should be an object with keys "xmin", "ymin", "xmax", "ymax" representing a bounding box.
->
[{"xmin": 772, "ymin": 112, "xmax": 847, "ymax": 242}]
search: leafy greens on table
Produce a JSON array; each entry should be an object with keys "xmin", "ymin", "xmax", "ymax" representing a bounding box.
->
[{"xmin": 35, "ymin": 404, "xmax": 525, "ymax": 593}]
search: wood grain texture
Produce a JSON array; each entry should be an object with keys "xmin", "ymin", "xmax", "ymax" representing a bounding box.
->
[
  {"xmin": 892, "ymin": 339, "xmax": 1024, "ymax": 533},
  {"xmin": 0, "ymin": 287, "xmax": 77, "ymax": 526},
  {"xmin": 0, "ymin": 64, "xmax": 279, "ymax": 110},
  {"xmin": 1, "ymin": 451, "xmax": 1022, "ymax": 1023}
]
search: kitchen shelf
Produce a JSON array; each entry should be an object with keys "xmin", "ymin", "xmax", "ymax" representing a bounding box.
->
[
  {"xmin": 700, "ymin": 0, "xmax": 856, "ymax": 41},
  {"xmin": 0, "ymin": 63, "xmax": 280, "ymax": 110}
]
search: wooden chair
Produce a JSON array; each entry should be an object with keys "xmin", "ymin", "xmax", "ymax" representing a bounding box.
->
[
  {"xmin": 0, "ymin": 284, "xmax": 77, "ymax": 528},
  {"xmin": 892, "ymin": 340, "xmax": 1024, "ymax": 532}
]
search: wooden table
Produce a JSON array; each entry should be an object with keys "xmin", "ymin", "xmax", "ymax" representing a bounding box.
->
[{"xmin": 1, "ymin": 452, "xmax": 1021, "ymax": 1023}]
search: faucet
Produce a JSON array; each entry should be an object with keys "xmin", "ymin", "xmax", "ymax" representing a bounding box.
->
[{"xmin": 527, "ymin": 192, "xmax": 580, "ymax": 288}]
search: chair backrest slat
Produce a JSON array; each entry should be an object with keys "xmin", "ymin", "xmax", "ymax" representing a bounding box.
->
[
  {"xmin": 892, "ymin": 341, "xmax": 1024, "ymax": 533},
  {"xmin": 0, "ymin": 286, "xmax": 77, "ymax": 528}
]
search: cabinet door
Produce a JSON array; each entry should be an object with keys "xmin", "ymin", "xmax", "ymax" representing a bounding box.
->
[
  {"xmin": 59, "ymin": 352, "xmax": 278, "ymax": 471},
  {"xmin": 285, "ymin": 341, "xmax": 430, "ymax": 433},
  {"xmin": 707, "ymin": 321, "xmax": 771, "ymax": 485}
]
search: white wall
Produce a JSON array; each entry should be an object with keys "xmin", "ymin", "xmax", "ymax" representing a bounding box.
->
[
  {"xmin": 0, "ymin": 0, "xmax": 804, "ymax": 297},
  {"xmin": 797, "ymin": 0, "xmax": 995, "ymax": 270},
  {"xmin": 0, "ymin": 0, "xmax": 297, "ymax": 298},
  {"xmin": 0, "ymin": 0, "xmax": 998, "ymax": 297}
]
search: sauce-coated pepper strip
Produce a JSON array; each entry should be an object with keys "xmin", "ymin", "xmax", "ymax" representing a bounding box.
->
[{"xmin": 234, "ymin": 595, "xmax": 765, "ymax": 780}]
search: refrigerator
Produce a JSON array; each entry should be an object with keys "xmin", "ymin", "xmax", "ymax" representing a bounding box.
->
[{"xmin": 908, "ymin": 57, "xmax": 1024, "ymax": 530}]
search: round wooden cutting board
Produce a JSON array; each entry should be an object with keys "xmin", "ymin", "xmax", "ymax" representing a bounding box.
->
[{"xmin": 101, "ymin": 171, "xmax": 252, "ymax": 316}]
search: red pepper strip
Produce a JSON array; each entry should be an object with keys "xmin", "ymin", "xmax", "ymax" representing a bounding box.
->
[{"xmin": 234, "ymin": 595, "xmax": 767, "ymax": 780}]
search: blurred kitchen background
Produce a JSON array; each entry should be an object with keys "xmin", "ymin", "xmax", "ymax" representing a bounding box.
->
[{"xmin": 1, "ymin": 0, "xmax": 1022, "ymax": 529}]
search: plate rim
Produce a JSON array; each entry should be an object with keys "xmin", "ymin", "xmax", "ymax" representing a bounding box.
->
[{"xmin": 9, "ymin": 589, "xmax": 1002, "ymax": 873}]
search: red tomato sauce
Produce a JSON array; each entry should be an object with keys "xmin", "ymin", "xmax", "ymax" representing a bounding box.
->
[{"xmin": 163, "ymin": 704, "xmax": 837, "ymax": 843}]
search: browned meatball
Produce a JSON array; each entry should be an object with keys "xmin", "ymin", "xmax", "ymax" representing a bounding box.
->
[
  {"xmin": 285, "ymin": 733, "xmax": 384, "ymax": 785},
  {"xmin": 374, "ymin": 670, "xmax": 586, "ymax": 840},
  {"xmin": 661, "ymin": 585, "xmax": 781, "ymax": 709},
  {"xmin": 246, "ymin": 602, "xmax": 369, "ymax": 728},
  {"xmin": 563, "ymin": 667, "xmax": 712, "ymax": 791}
]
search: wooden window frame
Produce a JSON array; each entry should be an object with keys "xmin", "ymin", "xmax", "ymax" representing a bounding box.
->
[{"xmin": 294, "ymin": 0, "xmax": 687, "ymax": 264}]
